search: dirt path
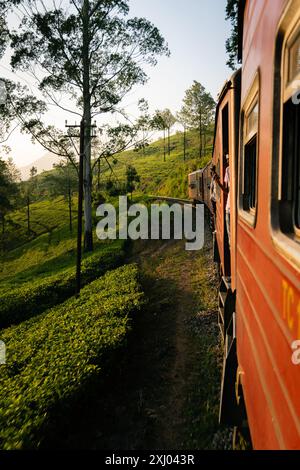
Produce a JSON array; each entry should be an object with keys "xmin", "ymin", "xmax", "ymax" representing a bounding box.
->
[{"xmin": 54, "ymin": 231, "xmax": 231, "ymax": 450}]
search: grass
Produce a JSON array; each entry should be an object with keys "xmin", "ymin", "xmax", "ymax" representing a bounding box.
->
[
  {"xmin": 97, "ymin": 128, "xmax": 213, "ymax": 198},
  {"xmin": 0, "ymin": 196, "xmax": 125, "ymax": 289},
  {"xmin": 0, "ymin": 128, "xmax": 212, "ymax": 292}
]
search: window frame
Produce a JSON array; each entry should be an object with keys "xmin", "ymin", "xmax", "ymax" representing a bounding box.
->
[
  {"xmin": 238, "ymin": 72, "xmax": 260, "ymax": 227},
  {"xmin": 271, "ymin": 1, "xmax": 300, "ymax": 268}
]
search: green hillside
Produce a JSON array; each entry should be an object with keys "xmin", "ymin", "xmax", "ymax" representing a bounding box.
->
[
  {"xmin": 2, "ymin": 128, "xmax": 209, "ymax": 270},
  {"xmin": 0, "ymin": 128, "xmax": 212, "ymax": 293},
  {"xmin": 0, "ymin": 124, "xmax": 214, "ymax": 450},
  {"xmin": 98, "ymin": 128, "xmax": 212, "ymax": 197}
]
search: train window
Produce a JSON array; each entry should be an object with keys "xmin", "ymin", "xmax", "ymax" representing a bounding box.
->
[
  {"xmin": 222, "ymin": 104, "xmax": 229, "ymax": 158},
  {"xmin": 278, "ymin": 24, "xmax": 300, "ymax": 235},
  {"xmin": 271, "ymin": 7, "xmax": 300, "ymax": 266},
  {"xmin": 288, "ymin": 31, "xmax": 300, "ymax": 83},
  {"xmin": 243, "ymin": 100, "xmax": 258, "ymax": 211},
  {"xmin": 239, "ymin": 73, "xmax": 259, "ymax": 226},
  {"xmin": 280, "ymin": 99, "xmax": 300, "ymax": 230}
]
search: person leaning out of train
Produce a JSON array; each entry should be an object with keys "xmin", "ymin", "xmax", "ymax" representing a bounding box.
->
[
  {"xmin": 212, "ymin": 155, "xmax": 230, "ymax": 248},
  {"xmin": 210, "ymin": 165, "xmax": 217, "ymax": 230}
]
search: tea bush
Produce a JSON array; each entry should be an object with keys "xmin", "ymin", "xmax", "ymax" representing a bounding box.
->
[
  {"xmin": 0, "ymin": 240, "xmax": 126, "ymax": 328},
  {"xmin": 0, "ymin": 264, "xmax": 144, "ymax": 450}
]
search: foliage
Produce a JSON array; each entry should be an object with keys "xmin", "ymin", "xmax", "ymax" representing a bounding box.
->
[
  {"xmin": 161, "ymin": 109, "xmax": 176, "ymax": 131},
  {"xmin": 106, "ymin": 179, "xmax": 126, "ymax": 197},
  {"xmin": 41, "ymin": 162, "xmax": 77, "ymax": 200},
  {"xmin": 0, "ymin": 240, "xmax": 126, "ymax": 328},
  {"xmin": 0, "ymin": 263, "xmax": 144, "ymax": 450},
  {"xmin": 97, "ymin": 128, "xmax": 213, "ymax": 196},
  {"xmin": 41, "ymin": 161, "xmax": 78, "ymax": 232},
  {"xmin": 179, "ymin": 81, "xmax": 215, "ymax": 158},
  {"xmin": 180, "ymin": 81, "xmax": 215, "ymax": 130},
  {"xmin": 151, "ymin": 109, "xmax": 176, "ymax": 160},
  {"xmin": 1, "ymin": 0, "xmax": 170, "ymax": 250},
  {"xmin": 225, "ymin": 0, "xmax": 240, "ymax": 70},
  {"xmin": 0, "ymin": 152, "xmax": 20, "ymax": 234},
  {"xmin": 126, "ymin": 165, "xmax": 140, "ymax": 199}
]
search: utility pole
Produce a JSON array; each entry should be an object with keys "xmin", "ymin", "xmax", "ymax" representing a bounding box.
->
[{"xmin": 65, "ymin": 119, "xmax": 97, "ymax": 295}]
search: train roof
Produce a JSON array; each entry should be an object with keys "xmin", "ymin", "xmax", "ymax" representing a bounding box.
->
[
  {"xmin": 188, "ymin": 169, "xmax": 203, "ymax": 177},
  {"xmin": 189, "ymin": 162, "xmax": 211, "ymax": 177},
  {"xmin": 212, "ymin": 68, "xmax": 241, "ymax": 154}
]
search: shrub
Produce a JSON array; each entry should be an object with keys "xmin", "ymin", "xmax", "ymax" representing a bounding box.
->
[
  {"xmin": 0, "ymin": 240, "xmax": 126, "ymax": 328},
  {"xmin": 0, "ymin": 264, "xmax": 144, "ymax": 450}
]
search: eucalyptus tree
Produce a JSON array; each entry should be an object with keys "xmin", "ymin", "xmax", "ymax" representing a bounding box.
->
[
  {"xmin": 2, "ymin": 0, "xmax": 169, "ymax": 250},
  {"xmin": 161, "ymin": 109, "xmax": 176, "ymax": 156},
  {"xmin": 23, "ymin": 166, "xmax": 37, "ymax": 234},
  {"xmin": 180, "ymin": 81, "xmax": 215, "ymax": 159},
  {"xmin": 126, "ymin": 164, "xmax": 140, "ymax": 200},
  {"xmin": 135, "ymin": 99, "xmax": 151, "ymax": 156},
  {"xmin": 152, "ymin": 110, "xmax": 167, "ymax": 162},
  {"xmin": 176, "ymin": 111, "xmax": 189, "ymax": 161}
]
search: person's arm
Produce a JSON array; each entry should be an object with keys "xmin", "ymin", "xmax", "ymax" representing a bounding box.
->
[{"xmin": 214, "ymin": 174, "xmax": 229, "ymax": 194}]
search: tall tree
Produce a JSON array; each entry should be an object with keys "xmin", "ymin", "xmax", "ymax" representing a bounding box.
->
[
  {"xmin": 161, "ymin": 109, "xmax": 176, "ymax": 156},
  {"xmin": 23, "ymin": 166, "xmax": 37, "ymax": 235},
  {"xmin": 152, "ymin": 110, "xmax": 167, "ymax": 162},
  {"xmin": 3, "ymin": 0, "xmax": 169, "ymax": 251},
  {"xmin": 225, "ymin": 0, "xmax": 240, "ymax": 70},
  {"xmin": 176, "ymin": 111, "xmax": 189, "ymax": 161},
  {"xmin": 180, "ymin": 81, "xmax": 215, "ymax": 160},
  {"xmin": 136, "ymin": 99, "xmax": 151, "ymax": 156},
  {"xmin": 0, "ymin": 150, "xmax": 20, "ymax": 236},
  {"xmin": 126, "ymin": 165, "xmax": 140, "ymax": 200}
]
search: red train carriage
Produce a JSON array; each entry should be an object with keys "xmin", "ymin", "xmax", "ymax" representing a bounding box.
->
[
  {"xmin": 188, "ymin": 169, "xmax": 203, "ymax": 204},
  {"xmin": 188, "ymin": 0, "xmax": 300, "ymax": 450},
  {"xmin": 234, "ymin": 0, "xmax": 300, "ymax": 450},
  {"xmin": 188, "ymin": 163, "xmax": 212, "ymax": 209}
]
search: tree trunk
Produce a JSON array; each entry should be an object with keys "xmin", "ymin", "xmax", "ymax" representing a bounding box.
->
[
  {"xmin": 168, "ymin": 127, "xmax": 170, "ymax": 156},
  {"xmin": 2, "ymin": 214, "xmax": 4, "ymax": 235},
  {"xmin": 82, "ymin": 0, "xmax": 93, "ymax": 252},
  {"xmin": 163, "ymin": 129, "xmax": 166, "ymax": 162}
]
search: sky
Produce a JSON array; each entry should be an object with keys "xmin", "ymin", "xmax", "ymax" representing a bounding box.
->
[{"xmin": 0, "ymin": 0, "xmax": 232, "ymax": 168}]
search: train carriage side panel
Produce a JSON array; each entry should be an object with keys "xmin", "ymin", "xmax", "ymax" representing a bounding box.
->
[
  {"xmin": 188, "ymin": 171, "xmax": 198, "ymax": 201},
  {"xmin": 212, "ymin": 78, "xmax": 240, "ymax": 280},
  {"xmin": 237, "ymin": 0, "xmax": 300, "ymax": 449}
]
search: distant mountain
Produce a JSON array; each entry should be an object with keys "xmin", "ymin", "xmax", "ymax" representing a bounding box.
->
[{"xmin": 19, "ymin": 153, "xmax": 62, "ymax": 180}]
